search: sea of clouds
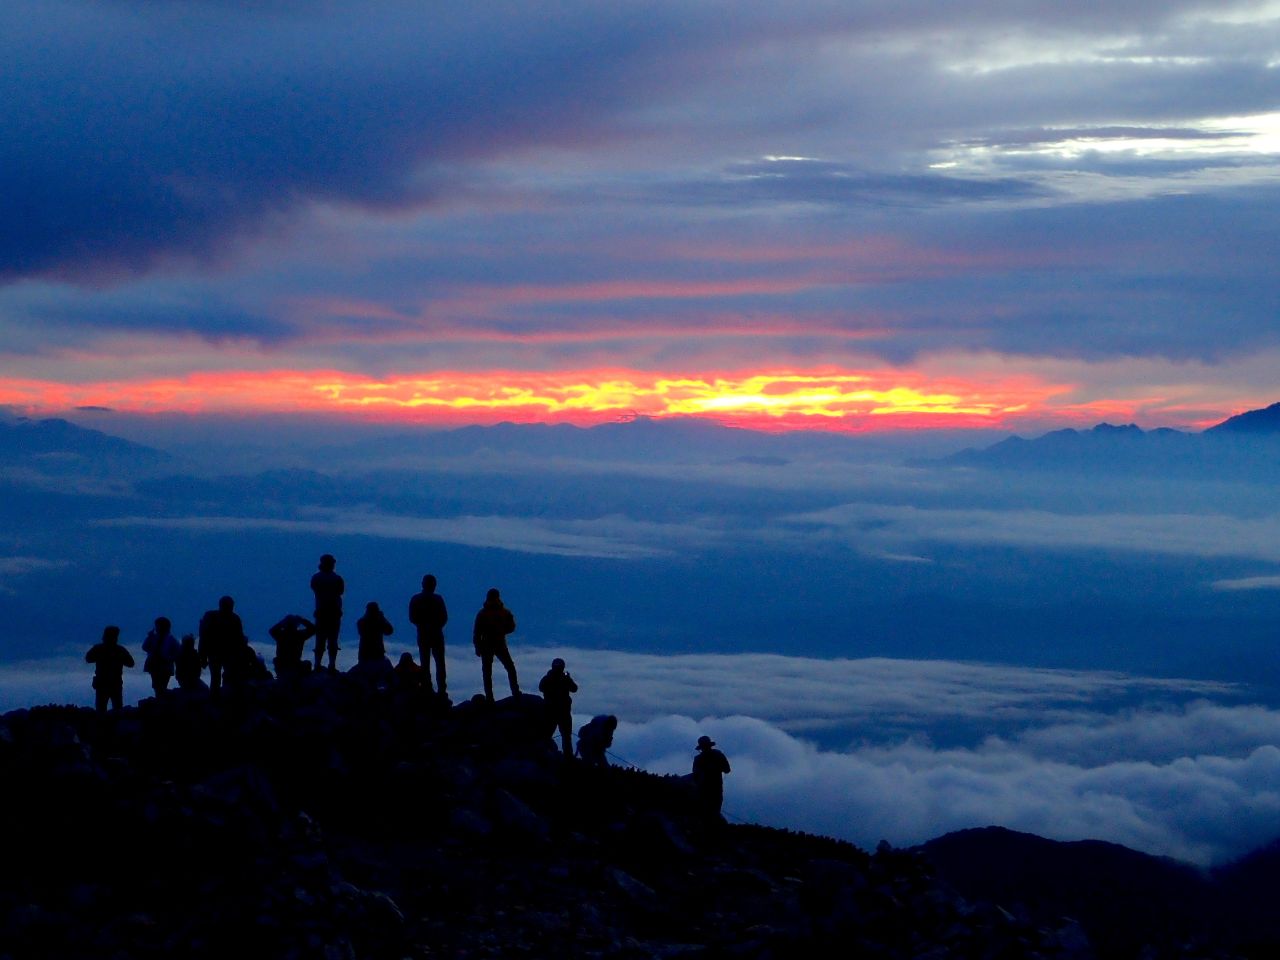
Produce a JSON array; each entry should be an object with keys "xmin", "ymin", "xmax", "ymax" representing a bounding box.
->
[{"xmin": 7, "ymin": 646, "xmax": 1277, "ymax": 867}]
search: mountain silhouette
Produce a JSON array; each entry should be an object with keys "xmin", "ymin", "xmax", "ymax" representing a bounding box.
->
[
  {"xmin": 1205, "ymin": 400, "xmax": 1280, "ymax": 434},
  {"xmin": 4, "ymin": 688, "xmax": 1279, "ymax": 958},
  {"xmin": 0, "ymin": 417, "xmax": 168, "ymax": 474}
]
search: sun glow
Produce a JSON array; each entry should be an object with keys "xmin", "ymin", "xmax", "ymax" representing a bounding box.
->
[{"xmin": 0, "ymin": 368, "xmax": 1071, "ymax": 431}]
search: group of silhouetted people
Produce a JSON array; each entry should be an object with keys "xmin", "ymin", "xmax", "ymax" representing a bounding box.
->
[{"xmin": 86, "ymin": 552, "xmax": 732, "ymax": 821}]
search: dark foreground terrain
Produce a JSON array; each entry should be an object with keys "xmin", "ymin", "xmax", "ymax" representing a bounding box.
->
[{"xmin": 1, "ymin": 676, "xmax": 1276, "ymax": 959}]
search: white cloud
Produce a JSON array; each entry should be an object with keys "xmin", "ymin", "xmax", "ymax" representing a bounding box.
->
[
  {"xmin": 93, "ymin": 511, "xmax": 712, "ymax": 560},
  {"xmin": 785, "ymin": 502, "xmax": 1280, "ymax": 563},
  {"xmin": 1211, "ymin": 574, "xmax": 1280, "ymax": 591},
  {"xmin": 615, "ymin": 711, "xmax": 1280, "ymax": 866}
]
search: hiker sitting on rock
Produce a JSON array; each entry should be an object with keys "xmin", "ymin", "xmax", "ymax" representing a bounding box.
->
[
  {"xmin": 577, "ymin": 714, "xmax": 616, "ymax": 767},
  {"xmin": 356, "ymin": 602, "xmax": 394, "ymax": 664},
  {"xmin": 538, "ymin": 657, "xmax": 578, "ymax": 757},
  {"xmin": 141, "ymin": 616, "xmax": 180, "ymax": 697},
  {"xmin": 472, "ymin": 588, "xmax": 519, "ymax": 701},
  {"xmin": 269, "ymin": 613, "xmax": 316, "ymax": 678},
  {"xmin": 86, "ymin": 625, "xmax": 135, "ymax": 714},
  {"xmin": 175, "ymin": 634, "xmax": 206, "ymax": 691},
  {"xmin": 692, "ymin": 735, "xmax": 731, "ymax": 823}
]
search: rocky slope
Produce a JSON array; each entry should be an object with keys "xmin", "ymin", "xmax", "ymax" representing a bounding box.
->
[{"xmin": 0, "ymin": 677, "xmax": 1270, "ymax": 959}]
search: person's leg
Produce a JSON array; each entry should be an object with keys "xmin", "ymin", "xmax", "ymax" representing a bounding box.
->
[
  {"xmin": 95, "ymin": 687, "xmax": 108, "ymax": 715},
  {"xmin": 417, "ymin": 639, "xmax": 435, "ymax": 694},
  {"xmin": 494, "ymin": 643, "xmax": 519, "ymax": 696},
  {"xmin": 558, "ymin": 714, "xmax": 573, "ymax": 756},
  {"xmin": 209, "ymin": 659, "xmax": 222, "ymax": 693},
  {"xmin": 432, "ymin": 638, "xmax": 447, "ymax": 695},
  {"xmin": 482, "ymin": 653, "xmax": 494, "ymax": 701}
]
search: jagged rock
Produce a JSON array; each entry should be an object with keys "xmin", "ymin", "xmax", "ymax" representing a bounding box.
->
[{"xmin": 492, "ymin": 788, "xmax": 551, "ymax": 844}]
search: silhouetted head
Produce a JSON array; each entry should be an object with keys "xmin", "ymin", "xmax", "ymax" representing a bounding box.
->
[
  {"xmin": 366, "ymin": 601, "xmax": 379, "ymax": 613},
  {"xmin": 154, "ymin": 616, "xmax": 171, "ymax": 635},
  {"xmin": 605, "ymin": 715, "xmax": 617, "ymax": 730},
  {"xmin": 181, "ymin": 634, "xmax": 195, "ymax": 650},
  {"xmin": 319, "ymin": 554, "xmax": 336, "ymax": 571},
  {"xmin": 696, "ymin": 735, "xmax": 715, "ymax": 751},
  {"xmin": 398, "ymin": 652, "xmax": 415, "ymax": 667},
  {"xmin": 219, "ymin": 596, "xmax": 234, "ymax": 612},
  {"xmin": 551, "ymin": 657, "xmax": 566, "ymax": 672},
  {"xmin": 486, "ymin": 588, "xmax": 501, "ymax": 603},
  {"xmin": 101, "ymin": 625, "xmax": 120, "ymax": 645},
  {"xmin": 423, "ymin": 574, "xmax": 437, "ymax": 590}
]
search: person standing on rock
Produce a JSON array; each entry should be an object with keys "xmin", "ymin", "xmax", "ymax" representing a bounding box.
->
[
  {"xmin": 310, "ymin": 553, "xmax": 344, "ymax": 671},
  {"xmin": 408, "ymin": 573, "xmax": 448, "ymax": 697},
  {"xmin": 198, "ymin": 595, "xmax": 247, "ymax": 694},
  {"xmin": 538, "ymin": 657, "xmax": 578, "ymax": 757},
  {"xmin": 692, "ymin": 735, "xmax": 732, "ymax": 823},
  {"xmin": 141, "ymin": 616, "xmax": 180, "ymax": 697},
  {"xmin": 472, "ymin": 587, "xmax": 519, "ymax": 701},
  {"xmin": 86, "ymin": 625, "xmax": 135, "ymax": 714}
]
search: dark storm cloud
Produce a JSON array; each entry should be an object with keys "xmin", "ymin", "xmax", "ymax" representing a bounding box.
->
[
  {"xmin": 1, "ymin": 1, "xmax": 735, "ymax": 282},
  {"xmin": 4, "ymin": 0, "xmax": 1270, "ymax": 285}
]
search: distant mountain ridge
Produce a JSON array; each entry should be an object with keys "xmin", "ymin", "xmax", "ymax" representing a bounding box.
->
[
  {"xmin": 919, "ymin": 825, "xmax": 1280, "ymax": 957},
  {"xmin": 0, "ymin": 416, "xmax": 168, "ymax": 473},
  {"xmin": 1206, "ymin": 399, "xmax": 1280, "ymax": 434},
  {"xmin": 935, "ymin": 400, "xmax": 1280, "ymax": 475}
]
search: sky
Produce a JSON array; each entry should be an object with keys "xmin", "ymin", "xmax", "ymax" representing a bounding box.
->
[
  {"xmin": 5, "ymin": 0, "xmax": 1280, "ymax": 432},
  {"xmin": 5, "ymin": 2, "xmax": 1280, "ymax": 866}
]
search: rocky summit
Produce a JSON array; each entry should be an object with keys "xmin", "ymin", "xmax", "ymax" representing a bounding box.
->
[{"xmin": 0, "ymin": 676, "xmax": 1268, "ymax": 959}]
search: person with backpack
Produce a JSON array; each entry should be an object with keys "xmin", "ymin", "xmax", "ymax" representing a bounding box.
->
[
  {"xmin": 576, "ymin": 714, "xmax": 616, "ymax": 767},
  {"xmin": 198, "ymin": 595, "xmax": 247, "ymax": 694},
  {"xmin": 141, "ymin": 616, "xmax": 181, "ymax": 696},
  {"xmin": 472, "ymin": 587, "xmax": 519, "ymax": 701},
  {"xmin": 269, "ymin": 613, "xmax": 316, "ymax": 678},
  {"xmin": 408, "ymin": 573, "xmax": 448, "ymax": 697}
]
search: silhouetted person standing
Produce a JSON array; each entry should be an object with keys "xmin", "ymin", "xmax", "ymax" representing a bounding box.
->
[
  {"xmin": 270, "ymin": 613, "xmax": 316, "ymax": 678},
  {"xmin": 141, "ymin": 616, "xmax": 180, "ymax": 696},
  {"xmin": 356, "ymin": 601, "xmax": 393, "ymax": 664},
  {"xmin": 538, "ymin": 658, "xmax": 578, "ymax": 757},
  {"xmin": 408, "ymin": 574, "xmax": 448, "ymax": 697},
  {"xmin": 199, "ymin": 595, "xmax": 247, "ymax": 694},
  {"xmin": 311, "ymin": 553, "xmax": 344, "ymax": 671},
  {"xmin": 473, "ymin": 588, "xmax": 519, "ymax": 701},
  {"xmin": 175, "ymin": 633, "xmax": 205, "ymax": 691},
  {"xmin": 692, "ymin": 735, "xmax": 731, "ymax": 823},
  {"xmin": 86, "ymin": 625, "xmax": 134, "ymax": 714},
  {"xmin": 577, "ymin": 714, "xmax": 616, "ymax": 767}
]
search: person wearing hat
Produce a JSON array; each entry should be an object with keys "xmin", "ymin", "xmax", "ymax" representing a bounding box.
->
[
  {"xmin": 692, "ymin": 735, "xmax": 732, "ymax": 822},
  {"xmin": 538, "ymin": 657, "xmax": 578, "ymax": 757}
]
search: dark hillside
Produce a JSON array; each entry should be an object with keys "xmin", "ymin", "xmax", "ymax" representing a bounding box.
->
[{"xmin": 0, "ymin": 680, "xmax": 1099, "ymax": 960}]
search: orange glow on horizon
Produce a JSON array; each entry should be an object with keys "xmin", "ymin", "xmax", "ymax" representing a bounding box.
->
[{"xmin": 0, "ymin": 367, "xmax": 1166, "ymax": 432}]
